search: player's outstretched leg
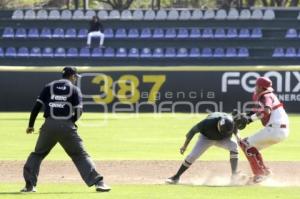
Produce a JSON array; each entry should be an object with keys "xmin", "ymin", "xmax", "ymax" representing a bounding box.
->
[{"xmin": 166, "ymin": 160, "xmax": 192, "ymax": 184}]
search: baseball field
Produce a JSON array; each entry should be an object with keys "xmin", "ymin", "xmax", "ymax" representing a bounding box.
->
[{"xmin": 0, "ymin": 112, "xmax": 299, "ymax": 199}]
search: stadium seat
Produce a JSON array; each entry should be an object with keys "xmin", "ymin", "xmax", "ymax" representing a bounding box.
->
[
  {"xmin": 297, "ymin": 48, "xmax": 300, "ymax": 57},
  {"xmin": 153, "ymin": 28, "xmax": 164, "ymax": 38},
  {"xmin": 98, "ymin": 10, "xmax": 108, "ymax": 20},
  {"xmin": 65, "ymin": 28, "xmax": 77, "ymax": 38},
  {"xmin": 73, "ymin": 10, "xmax": 85, "ymax": 19},
  {"xmin": 251, "ymin": 28, "xmax": 262, "ymax": 38},
  {"xmin": 251, "ymin": 9, "xmax": 263, "ymax": 19},
  {"xmin": 42, "ymin": 47, "xmax": 53, "ymax": 57},
  {"xmin": 24, "ymin": 10, "xmax": 36, "ymax": 20},
  {"xmin": 177, "ymin": 28, "xmax": 189, "ymax": 38},
  {"xmin": 227, "ymin": 8, "xmax": 239, "ymax": 20},
  {"xmin": 165, "ymin": 28, "xmax": 176, "ymax": 38},
  {"xmin": 79, "ymin": 47, "xmax": 91, "ymax": 57},
  {"xmin": 128, "ymin": 48, "xmax": 139, "ymax": 57},
  {"xmin": 2, "ymin": 27, "xmax": 14, "ymax": 38},
  {"xmin": 40, "ymin": 27, "xmax": 52, "ymax": 38},
  {"xmin": 85, "ymin": 10, "xmax": 96, "ymax": 20},
  {"xmin": 263, "ymin": 9, "xmax": 275, "ymax": 20},
  {"xmin": 61, "ymin": 10, "xmax": 72, "ymax": 19},
  {"xmin": 5, "ymin": 47, "xmax": 17, "ymax": 57},
  {"xmin": 17, "ymin": 47, "xmax": 29, "ymax": 57},
  {"xmin": 66, "ymin": 48, "xmax": 78, "ymax": 57},
  {"xmin": 238, "ymin": 47, "xmax": 249, "ymax": 57},
  {"xmin": 239, "ymin": 9, "xmax": 251, "ymax": 20},
  {"xmin": 140, "ymin": 28, "xmax": 152, "ymax": 38},
  {"xmin": 272, "ymin": 48, "xmax": 284, "ymax": 57},
  {"xmin": 15, "ymin": 28, "xmax": 27, "ymax": 38},
  {"xmin": 91, "ymin": 47, "xmax": 103, "ymax": 57},
  {"xmin": 190, "ymin": 10, "xmax": 202, "ymax": 20},
  {"xmin": 165, "ymin": 47, "xmax": 176, "ymax": 57},
  {"xmin": 30, "ymin": 47, "xmax": 41, "ymax": 57},
  {"xmin": 132, "ymin": 10, "xmax": 143, "ymax": 20},
  {"xmin": 116, "ymin": 47, "xmax": 127, "ymax": 57},
  {"xmin": 115, "ymin": 28, "xmax": 127, "ymax": 38},
  {"xmin": 285, "ymin": 47, "xmax": 296, "ymax": 57},
  {"xmin": 202, "ymin": 47, "xmax": 213, "ymax": 57},
  {"xmin": 104, "ymin": 47, "xmax": 115, "ymax": 57},
  {"xmin": 109, "ymin": 10, "xmax": 120, "ymax": 19},
  {"xmin": 177, "ymin": 47, "xmax": 188, "ymax": 57},
  {"xmin": 140, "ymin": 48, "xmax": 152, "ymax": 57},
  {"xmin": 202, "ymin": 28, "xmax": 213, "ymax": 38},
  {"xmin": 189, "ymin": 48, "xmax": 200, "ymax": 57},
  {"xmin": 103, "ymin": 28, "xmax": 114, "ymax": 38},
  {"xmin": 190, "ymin": 27, "xmax": 201, "ymax": 38},
  {"xmin": 28, "ymin": 28, "xmax": 39, "ymax": 38},
  {"xmin": 238, "ymin": 28, "xmax": 250, "ymax": 38},
  {"xmin": 285, "ymin": 28, "xmax": 297, "ymax": 38},
  {"xmin": 227, "ymin": 28, "xmax": 238, "ymax": 38},
  {"xmin": 155, "ymin": 10, "xmax": 167, "ymax": 20},
  {"xmin": 77, "ymin": 28, "xmax": 88, "ymax": 38},
  {"xmin": 215, "ymin": 9, "xmax": 227, "ymax": 20},
  {"xmin": 226, "ymin": 48, "xmax": 237, "ymax": 57},
  {"xmin": 0, "ymin": 47, "xmax": 4, "ymax": 57},
  {"xmin": 49, "ymin": 10, "xmax": 60, "ymax": 19},
  {"xmin": 167, "ymin": 10, "xmax": 179, "ymax": 20},
  {"xmin": 36, "ymin": 10, "xmax": 48, "ymax": 19},
  {"xmin": 214, "ymin": 47, "xmax": 225, "ymax": 57},
  {"xmin": 54, "ymin": 47, "xmax": 66, "ymax": 57},
  {"xmin": 128, "ymin": 28, "xmax": 139, "ymax": 38},
  {"xmin": 12, "ymin": 10, "xmax": 24, "ymax": 19},
  {"xmin": 214, "ymin": 28, "xmax": 226, "ymax": 38},
  {"xmin": 121, "ymin": 10, "xmax": 132, "ymax": 20},
  {"xmin": 179, "ymin": 10, "xmax": 191, "ymax": 20},
  {"xmin": 153, "ymin": 48, "xmax": 164, "ymax": 58},
  {"xmin": 203, "ymin": 9, "xmax": 215, "ymax": 19},
  {"xmin": 52, "ymin": 28, "xmax": 65, "ymax": 38},
  {"xmin": 144, "ymin": 10, "xmax": 155, "ymax": 20}
]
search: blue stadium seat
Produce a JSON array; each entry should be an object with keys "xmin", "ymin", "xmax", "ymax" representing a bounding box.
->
[
  {"xmin": 165, "ymin": 28, "xmax": 176, "ymax": 38},
  {"xmin": 53, "ymin": 28, "xmax": 65, "ymax": 38},
  {"xmin": 5, "ymin": 47, "xmax": 16, "ymax": 57},
  {"xmin": 177, "ymin": 28, "xmax": 188, "ymax": 38},
  {"xmin": 202, "ymin": 48, "xmax": 213, "ymax": 57},
  {"xmin": 91, "ymin": 47, "xmax": 103, "ymax": 57},
  {"xmin": 227, "ymin": 28, "xmax": 238, "ymax": 38},
  {"xmin": 238, "ymin": 28, "xmax": 250, "ymax": 38},
  {"xmin": 285, "ymin": 28, "xmax": 297, "ymax": 38},
  {"xmin": 17, "ymin": 47, "xmax": 29, "ymax": 57},
  {"xmin": 214, "ymin": 28, "xmax": 226, "ymax": 38},
  {"xmin": 104, "ymin": 47, "xmax": 115, "ymax": 57},
  {"xmin": 128, "ymin": 48, "xmax": 139, "ymax": 57},
  {"xmin": 238, "ymin": 47, "xmax": 249, "ymax": 57},
  {"xmin": 165, "ymin": 47, "xmax": 176, "ymax": 57},
  {"xmin": 251, "ymin": 28, "xmax": 262, "ymax": 38},
  {"xmin": 54, "ymin": 47, "xmax": 66, "ymax": 57},
  {"xmin": 115, "ymin": 28, "xmax": 127, "ymax": 38},
  {"xmin": 140, "ymin": 28, "xmax": 152, "ymax": 38},
  {"xmin": 40, "ymin": 27, "xmax": 52, "ymax": 38},
  {"xmin": 65, "ymin": 28, "xmax": 77, "ymax": 38},
  {"xmin": 214, "ymin": 48, "xmax": 225, "ymax": 57},
  {"xmin": 177, "ymin": 48, "xmax": 188, "ymax": 57},
  {"xmin": 78, "ymin": 28, "xmax": 88, "ymax": 38},
  {"xmin": 103, "ymin": 28, "xmax": 114, "ymax": 38},
  {"xmin": 67, "ymin": 48, "xmax": 78, "ymax": 57},
  {"xmin": 42, "ymin": 47, "xmax": 53, "ymax": 57},
  {"xmin": 0, "ymin": 47, "xmax": 4, "ymax": 57},
  {"xmin": 190, "ymin": 28, "xmax": 201, "ymax": 38},
  {"xmin": 225, "ymin": 48, "xmax": 237, "ymax": 57},
  {"xmin": 202, "ymin": 28, "xmax": 213, "ymax": 38},
  {"xmin": 285, "ymin": 47, "xmax": 296, "ymax": 57},
  {"xmin": 272, "ymin": 48, "xmax": 284, "ymax": 57},
  {"xmin": 15, "ymin": 28, "xmax": 27, "ymax": 38},
  {"xmin": 2, "ymin": 27, "xmax": 14, "ymax": 38},
  {"xmin": 140, "ymin": 48, "xmax": 152, "ymax": 57},
  {"xmin": 128, "ymin": 28, "xmax": 139, "ymax": 38},
  {"xmin": 28, "ymin": 28, "xmax": 39, "ymax": 38},
  {"xmin": 79, "ymin": 47, "xmax": 91, "ymax": 57},
  {"xmin": 153, "ymin": 48, "xmax": 164, "ymax": 58},
  {"xmin": 189, "ymin": 48, "xmax": 200, "ymax": 57},
  {"xmin": 116, "ymin": 47, "xmax": 127, "ymax": 57},
  {"xmin": 153, "ymin": 28, "xmax": 164, "ymax": 38},
  {"xmin": 30, "ymin": 47, "xmax": 41, "ymax": 57}
]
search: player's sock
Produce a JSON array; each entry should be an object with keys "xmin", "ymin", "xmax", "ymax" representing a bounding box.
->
[
  {"xmin": 230, "ymin": 151, "xmax": 238, "ymax": 174},
  {"xmin": 174, "ymin": 160, "xmax": 191, "ymax": 178}
]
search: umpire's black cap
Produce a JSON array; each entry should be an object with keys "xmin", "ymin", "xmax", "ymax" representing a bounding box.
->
[{"xmin": 62, "ymin": 66, "xmax": 80, "ymax": 78}]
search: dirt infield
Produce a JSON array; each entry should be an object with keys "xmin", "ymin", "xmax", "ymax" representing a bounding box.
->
[{"xmin": 1, "ymin": 161, "xmax": 299, "ymax": 186}]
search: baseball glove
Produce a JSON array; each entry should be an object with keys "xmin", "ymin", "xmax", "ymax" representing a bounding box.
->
[{"xmin": 232, "ymin": 110, "xmax": 249, "ymax": 130}]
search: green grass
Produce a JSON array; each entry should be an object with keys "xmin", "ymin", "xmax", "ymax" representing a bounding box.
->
[
  {"xmin": 0, "ymin": 184, "xmax": 300, "ymax": 199},
  {"xmin": 0, "ymin": 112, "xmax": 299, "ymax": 161}
]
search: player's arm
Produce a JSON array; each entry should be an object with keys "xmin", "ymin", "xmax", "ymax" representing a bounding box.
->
[
  {"xmin": 180, "ymin": 124, "xmax": 201, "ymax": 154},
  {"xmin": 72, "ymin": 87, "xmax": 83, "ymax": 124},
  {"xmin": 248, "ymin": 96, "xmax": 272, "ymax": 123}
]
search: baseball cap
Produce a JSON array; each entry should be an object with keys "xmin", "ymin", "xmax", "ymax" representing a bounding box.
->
[{"xmin": 62, "ymin": 66, "xmax": 80, "ymax": 77}]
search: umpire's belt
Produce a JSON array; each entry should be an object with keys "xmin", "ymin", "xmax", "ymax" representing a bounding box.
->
[{"xmin": 268, "ymin": 124, "xmax": 287, "ymax": 128}]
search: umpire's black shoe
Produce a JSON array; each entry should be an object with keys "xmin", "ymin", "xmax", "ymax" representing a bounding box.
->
[
  {"xmin": 20, "ymin": 185, "xmax": 36, "ymax": 193},
  {"xmin": 95, "ymin": 180, "xmax": 111, "ymax": 192},
  {"xmin": 165, "ymin": 176, "xmax": 180, "ymax": 184}
]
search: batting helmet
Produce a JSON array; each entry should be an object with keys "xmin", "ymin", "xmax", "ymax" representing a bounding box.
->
[
  {"xmin": 256, "ymin": 77, "xmax": 273, "ymax": 91},
  {"xmin": 218, "ymin": 117, "xmax": 234, "ymax": 134}
]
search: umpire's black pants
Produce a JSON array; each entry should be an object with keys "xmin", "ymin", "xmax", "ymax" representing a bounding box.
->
[{"xmin": 23, "ymin": 118, "xmax": 103, "ymax": 187}]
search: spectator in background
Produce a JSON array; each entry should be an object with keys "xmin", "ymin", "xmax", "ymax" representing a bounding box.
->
[{"xmin": 87, "ymin": 16, "xmax": 105, "ymax": 48}]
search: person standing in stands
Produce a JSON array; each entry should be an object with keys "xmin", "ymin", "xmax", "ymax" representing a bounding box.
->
[{"xmin": 87, "ymin": 16, "xmax": 105, "ymax": 48}]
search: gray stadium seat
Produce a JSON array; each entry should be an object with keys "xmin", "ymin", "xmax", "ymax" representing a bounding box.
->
[
  {"xmin": 91, "ymin": 47, "xmax": 103, "ymax": 57},
  {"xmin": 24, "ymin": 10, "xmax": 36, "ymax": 20},
  {"xmin": 179, "ymin": 10, "xmax": 191, "ymax": 20},
  {"xmin": 54, "ymin": 47, "xmax": 66, "ymax": 57},
  {"xmin": 12, "ymin": 10, "xmax": 24, "ymax": 19},
  {"xmin": 98, "ymin": 10, "xmax": 108, "ymax": 20},
  {"xmin": 128, "ymin": 48, "xmax": 139, "ymax": 57},
  {"xmin": 5, "ymin": 47, "xmax": 17, "ymax": 57},
  {"xmin": 215, "ymin": 9, "xmax": 227, "ymax": 20},
  {"xmin": 30, "ymin": 47, "xmax": 41, "ymax": 57},
  {"xmin": 155, "ymin": 10, "xmax": 167, "ymax": 20},
  {"xmin": 109, "ymin": 10, "xmax": 120, "ymax": 19},
  {"xmin": 239, "ymin": 9, "xmax": 251, "ymax": 20},
  {"xmin": 227, "ymin": 8, "xmax": 239, "ymax": 20},
  {"xmin": 263, "ymin": 9, "xmax": 275, "ymax": 20},
  {"xmin": 121, "ymin": 10, "xmax": 132, "ymax": 20},
  {"xmin": 73, "ymin": 10, "xmax": 85, "ymax": 19},
  {"xmin": 85, "ymin": 10, "xmax": 96, "ymax": 20},
  {"xmin": 116, "ymin": 47, "xmax": 127, "ymax": 57},
  {"xmin": 132, "ymin": 10, "xmax": 143, "ymax": 20},
  {"xmin": 144, "ymin": 10, "xmax": 155, "ymax": 20},
  {"xmin": 36, "ymin": 10, "xmax": 48, "ymax": 19},
  {"xmin": 190, "ymin": 10, "xmax": 202, "ymax": 20},
  {"xmin": 251, "ymin": 9, "xmax": 263, "ymax": 19},
  {"xmin": 177, "ymin": 48, "xmax": 188, "ymax": 57},
  {"xmin": 167, "ymin": 10, "xmax": 179, "ymax": 20},
  {"xmin": 17, "ymin": 47, "xmax": 29, "ymax": 57},
  {"xmin": 49, "ymin": 10, "xmax": 60, "ymax": 19},
  {"xmin": 285, "ymin": 28, "xmax": 297, "ymax": 38},
  {"xmin": 203, "ymin": 9, "xmax": 215, "ymax": 19},
  {"xmin": 272, "ymin": 47, "xmax": 284, "ymax": 57},
  {"xmin": 61, "ymin": 10, "xmax": 72, "ymax": 19}
]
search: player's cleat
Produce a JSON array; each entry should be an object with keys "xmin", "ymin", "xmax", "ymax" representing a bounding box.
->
[
  {"xmin": 20, "ymin": 186, "xmax": 36, "ymax": 193},
  {"xmin": 95, "ymin": 180, "xmax": 111, "ymax": 192},
  {"xmin": 165, "ymin": 176, "xmax": 180, "ymax": 184}
]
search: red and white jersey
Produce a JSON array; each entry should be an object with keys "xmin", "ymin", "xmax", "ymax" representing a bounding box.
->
[{"xmin": 252, "ymin": 91, "xmax": 289, "ymax": 126}]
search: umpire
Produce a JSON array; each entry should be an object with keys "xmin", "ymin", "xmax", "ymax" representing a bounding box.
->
[{"xmin": 21, "ymin": 67, "xmax": 110, "ymax": 193}]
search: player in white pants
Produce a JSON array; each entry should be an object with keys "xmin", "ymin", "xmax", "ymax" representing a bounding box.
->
[{"xmin": 87, "ymin": 16, "xmax": 105, "ymax": 47}]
